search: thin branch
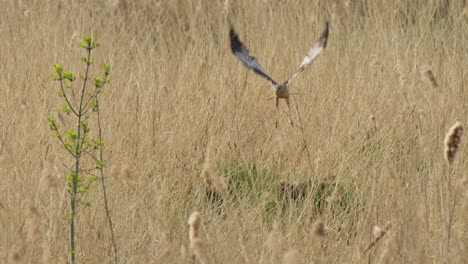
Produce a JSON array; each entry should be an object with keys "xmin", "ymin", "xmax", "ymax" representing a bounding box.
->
[
  {"xmin": 81, "ymin": 148, "xmax": 100, "ymax": 162},
  {"xmin": 69, "ymin": 44, "xmax": 93, "ymax": 264},
  {"xmin": 51, "ymin": 124, "xmax": 77, "ymax": 158},
  {"xmin": 82, "ymin": 77, "xmax": 108, "ymax": 114},
  {"xmin": 70, "ymin": 82, "xmax": 78, "ymax": 108},
  {"xmin": 96, "ymin": 97, "xmax": 119, "ymax": 264},
  {"xmin": 58, "ymin": 78, "xmax": 79, "ymax": 116}
]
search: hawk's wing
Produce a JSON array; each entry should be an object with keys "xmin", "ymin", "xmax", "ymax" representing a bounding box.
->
[
  {"xmin": 285, "ymin": 21, "xmax": 329, "ymax": 87},
  {"xmin": 229, "ymin": 28, "xmax": 278, "ymax": 87}
]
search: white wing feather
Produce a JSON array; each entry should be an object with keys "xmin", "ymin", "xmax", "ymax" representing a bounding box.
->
[{"xmin": 285, "ymin": 22, "xmax": 329, "ymax": 86}]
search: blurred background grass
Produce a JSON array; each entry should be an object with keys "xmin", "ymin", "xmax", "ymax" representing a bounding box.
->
[{"xmin": 0, "ymin": 0, "xmax": 467, "ymax": 263}]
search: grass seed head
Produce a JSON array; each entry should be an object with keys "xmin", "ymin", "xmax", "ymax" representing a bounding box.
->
[
  {"xmin": 444, "ymin": 122, "xmax": 463, "ymax": 165},
  {"xmin": 26, "ymin": 205, "xmax": 41, "ymax": 241},
  {"xmin": 188, "ymin": 212, "xmax": 207, "ymax": 264},
  {"xmin": 372, "ymin": 226, "xmax": 383, "ymax": 239},
  {"xmin": 419, "ymin": 65, "xmax": 438, "ymax": 88},
  {"xmin": 7, "ymin": 247, "xmax": 21, "ymax": 263},
  {"xmin": 110, "ymin": 165, "xmax": 119, "ymax": 178},
  {"xmin": 188, "ymin": 212, "xmax": 201, "ymax": 241},
  {"xmin": 40, "ymin": 167, "xmax": 57, "ymax": 191},
  {"xmin": 312, "ymin": 219, "xmax": 326, "ymax": 237},
  {"xmin": 121, "ymin": 165, "xmax": 131, "ymax": 181},
  {"xmin": 202, "ymin": 161, "xmax": 227, "ymax": 193}
]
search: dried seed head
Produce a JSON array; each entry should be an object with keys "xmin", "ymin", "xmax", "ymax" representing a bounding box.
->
[
  {"xmin": 188, "ymin": 212, "xmax": 207, "ymax": 264},
  {"xmin": 109, "ymin": 165, "xmax": 119, "ymax": 178},
  {"xmin": 68, "ymin": 32, "xmax": 77, "ymax": 49},
  {"xmin": 121, "ymin": 166, "xmax": 131, "ymax": 180},
  {"xmin": 444, "ymin": 122, "xmax": 463, "ymax": 165},
  {"xmin": 26, "ymin": 205, "xmax": 41, "ymax": 241},
  {"xmin": 7, "ymin": 247, "xmax": 21, "ymax": 263},
  {"xmin": 188, "ymin": 212, "xmax": 201, "ymax": 241},
  {"xmin": 312, "ymin": 219, "xmax": 326, "ymax": 237},
  {"xmin": 115, "ymin": 0, "xmax": 128, "ymax": 9},
  {"xmin": 394, "ymin": 60, "xmax": 408, "ymax": 86},
  {"xmin": 372, "ymin": 226, "xmax": 383, "ymax": 239},
  {"xmin": 201, "ymin": 162, "xmax": 227, "ymax": 193},
  {"xmin": 40, "ymin": 168, "xmax": 57, "ymax": 191},
  {"xmin": 419, "ymin": 65, "xmax": 438, "ymax": 88},
  {"xmin": 382, "ymin": 166, "xmax": 396, "ymax": 182},
  {"xmin": 364, "ymin": 222, "xmax": 391, "ymax": 254}
]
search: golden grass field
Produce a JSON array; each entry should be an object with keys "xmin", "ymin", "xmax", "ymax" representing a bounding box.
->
[{"xmin": 0, "ymin": 0, "xmax": 467, "ymax": 263}]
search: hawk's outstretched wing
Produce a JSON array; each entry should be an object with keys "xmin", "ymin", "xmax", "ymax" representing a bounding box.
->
[
  {"xmin": 285, "ymin": 21, "xmax": 329, "ymax": 86},
  {"xmin": 230, "ymin": 28, "xmax": 278, "ymax": 87}
]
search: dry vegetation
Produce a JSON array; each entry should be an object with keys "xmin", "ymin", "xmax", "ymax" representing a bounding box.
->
[{"xmin": 0, "ymin": 0, "xmax": 467, "ymax": 263}]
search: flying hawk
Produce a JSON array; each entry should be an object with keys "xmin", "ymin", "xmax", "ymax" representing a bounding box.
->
[{"xmin": 230, "ymin": 22, "xmax": 329, "ymax": 109}]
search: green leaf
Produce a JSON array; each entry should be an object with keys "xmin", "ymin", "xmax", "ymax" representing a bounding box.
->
[
  {"xmin": 52, "ymin": 132, "xmax": 61, "ymax": 138},
  {"xmin": 80, "ymin": 200, "xmax": 92, "ymax": 207},
  {"xmin": 65, "ymin": 172, "xmax": 77, "ymax": 183},
  {"xmin": 57, "ymin": 91, "xmax": 65, "ymax": 97},
  {"xmin": 92, "ymin": 99, "xmax": 98, "ymax": 112},
  {"xmin": 93, "ymin": 139, "xmax": 104, "ymax": 148},
  {"xmin": 81, "ymin": 122, "xmax": 89, "ymax": 133},
  {"xmin": 64, "ymin": 215, "xmax": 72, "ymax": 223},
  {"xmin": 87, "ymin": 175, "xmax": 98, "ymax": 182},
  {"xmin": 65, "ymin": 130, "xmax": 77, "ymax": 140},
  {"xmin": 58, "ymin": 105, "xmax": 71, "ymax": 114},
  {"xmin": 81, "ymin": 57, "xmax": 89, "ymax": 64},
  {"xmin": 102, "ymin": 64, "xmax": 110, "ymax": 75},
  {"xmin": 48, "ymin": 116, "xmax": 56, "ymax": 123},
  {"xmin": 94, "ymin": 77, "xmax": 104, "ymax": 87},
  {"xmin": 77, "ymin": 189, "xmax": 88, "ymax": 194},
  {"xmin": 96, "ymin": 160, "xmax": 107, "ymax": 169},
  {"xmin": 64, "ymin": 80, "xmax": 72, "ymax": 88},
  {"xmin": 53, "ymin": 64, "xmax": 63, "ymax": 75},
  {"xmin": 84, "ymin": 36, "xmax": 92, "ymax": 44},
  {"xmin": 63, "ymin": 71, "xmax": 75, "ymax": 81}
]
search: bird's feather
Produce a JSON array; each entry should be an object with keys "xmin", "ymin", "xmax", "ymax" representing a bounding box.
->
[
  {"xmin": 285, "ymin": 21, "xmax": 329, "ymax": 86},
  {"xmin": 229, "ymin": 28, "xmax": 278, "ymax": 87}
]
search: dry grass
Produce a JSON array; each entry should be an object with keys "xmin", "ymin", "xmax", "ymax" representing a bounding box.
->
[{"xmin": 0, "ymin": 0, "xmax": 467, "ymax": 263}]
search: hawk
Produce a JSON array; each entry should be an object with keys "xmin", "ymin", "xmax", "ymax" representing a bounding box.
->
[{"xmin": 230, "ymin": 21, "xmax": 329, "ymax": 109}]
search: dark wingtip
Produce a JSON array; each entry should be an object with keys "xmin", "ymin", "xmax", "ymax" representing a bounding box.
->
[
  {"xmin": 322, "ymin": 21, "xmax": 330, "ymax": 48},
  {"xmin": 229, "ymin": 27, "xmax": 236, "ymax": 40},
  {"xmin": 229, "ymin": 27, "xmax": 241, "ymax": 53}
]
